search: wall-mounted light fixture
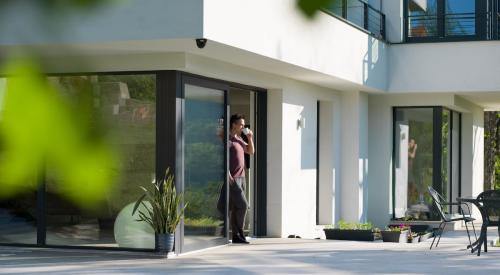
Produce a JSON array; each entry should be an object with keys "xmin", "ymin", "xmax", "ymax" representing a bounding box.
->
[{"xmin": 297, "ymin": 116, "xmax": 306, "ymax": 129}]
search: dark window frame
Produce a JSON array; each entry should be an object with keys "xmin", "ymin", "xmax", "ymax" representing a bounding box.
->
[
  {"xmin": 404, "ymin": 0, "xmax": 487, "ymax": 43},
  {"xmin": 391, "ymin": 106, "xmax": 462, "ymax": 220},
  {"xmin": 0, "ymin": 70, "xmax": 160, "ymax": 252}
]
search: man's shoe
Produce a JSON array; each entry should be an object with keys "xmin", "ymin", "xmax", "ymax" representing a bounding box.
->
[{"xmin": 232, "ymin": 236, "xmax": 249, "ymax": 244}]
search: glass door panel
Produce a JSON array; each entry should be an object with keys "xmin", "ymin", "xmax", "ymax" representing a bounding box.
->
[
  {"xmin": 394, "ymin": 108, "xmax": 434, "ymax": 220},
  {"xmin": 183, "ymin": 83, "xmax": 226, "ymax": 252}
]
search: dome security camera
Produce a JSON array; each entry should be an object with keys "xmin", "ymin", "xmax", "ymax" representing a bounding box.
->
[{"xmin": 196, "ymin": 38, "xmax": 207, "ymax": 49}]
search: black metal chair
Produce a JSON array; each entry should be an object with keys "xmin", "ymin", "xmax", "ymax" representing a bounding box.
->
[
  {"xmin": 428, "ymin": 186, "xmax": 477, "ymax": 250},
  {"xmin": 476, "ymin": 190, "xmax": 500, "ymax": 254}
]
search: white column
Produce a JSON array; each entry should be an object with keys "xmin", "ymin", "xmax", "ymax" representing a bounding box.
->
[
  {"xmin": 367, "ymin": 96, "xmax": 393, "ymax": 227},
  {"xmin": 266, "ymin": 89, "xmax": 283, "ymax": 237},
  {"xmin": 340, "ymin": 91, "xmax": 369, "ymax": 222},
  {"xmin": 318, "ymin": 100, "xmax": 337, "ymax": 225}
]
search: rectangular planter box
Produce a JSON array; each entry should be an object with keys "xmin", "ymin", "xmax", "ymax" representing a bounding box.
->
[
  {"xmin": 324, "ymin": 229, "xmax": 375, "ymax": 241},
  {"xmin": 381, "ymin": 230, "xmax": 408, "ymax": 243}
]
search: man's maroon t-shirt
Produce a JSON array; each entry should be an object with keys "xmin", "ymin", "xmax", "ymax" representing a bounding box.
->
[{"xmin": 229, "ymin": 135, "xmax": 247, "ymax": 178}]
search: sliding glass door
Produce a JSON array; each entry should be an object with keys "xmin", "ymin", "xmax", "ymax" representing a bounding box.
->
[
  {"xmin": 181, "ymin": 77, "xmax": 228, "ymax": 253},
  {"xmin": 393, "ymin": 107, "xmax": 461, "ymax": 220}
]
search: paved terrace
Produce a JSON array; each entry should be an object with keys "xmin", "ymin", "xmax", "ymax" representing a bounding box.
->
[{"xmin": 1, "ymin": 230, "xmax": 499, "ymax": 274}]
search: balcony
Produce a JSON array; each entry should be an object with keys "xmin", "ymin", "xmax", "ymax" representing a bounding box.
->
[{"xmin": 323, "ymin": 0, "xmax": 386, "ymax": 40}]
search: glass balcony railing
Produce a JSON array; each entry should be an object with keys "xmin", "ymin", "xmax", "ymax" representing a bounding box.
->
[{"xmin": 323, "ymin": 0, "xmax": 386, "ymax": 40}]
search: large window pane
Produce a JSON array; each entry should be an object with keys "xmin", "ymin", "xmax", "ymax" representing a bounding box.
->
[
  {"xmin": 445, "ymin": 0, "xmax": 475, "ymax": 36},
  {"xmin": 394, "ymin": 108, "xmax": 434, "ymax": 220},
  {"xmin": 45, "ymin": 74, "xmax": 156, "ymax": 249},
  {"xmin": 183, "ymin": 84, "xmax": 225, "ymax": 252},
  {"xmin": 0, "ymin": 78, "xmax": 38, "ymax": 244},
  {"xmin": 408, "ymin": 0, "xmax": 438, "ymax": 37}
]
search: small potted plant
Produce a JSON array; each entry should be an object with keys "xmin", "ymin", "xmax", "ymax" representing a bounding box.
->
[
  {"xmin": 407, "ymin": 232, "xmax": 419, "ymax": 243},
  {"xmin": 324, "ymin": 220, "xmax": 377, "ymax": 241},
  {"xmin": 381, "ymin": 224, "xmax": 409, "ymax": 243},
  {"xmin": 133, "ymin": 169, "xmax": 187, "ymax": 254}
]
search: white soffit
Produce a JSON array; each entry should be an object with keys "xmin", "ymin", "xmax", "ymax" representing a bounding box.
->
[{"xmin": 460, "ymin": 92, "xmax": 500, "ymax": 111}]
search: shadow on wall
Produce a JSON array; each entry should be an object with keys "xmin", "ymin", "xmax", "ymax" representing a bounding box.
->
[{"xmin": 363, "ymin": 36, "xmax": 387, "ymax": 90}]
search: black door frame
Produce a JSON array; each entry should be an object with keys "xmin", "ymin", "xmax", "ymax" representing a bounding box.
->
[
  {"xmin": 174, "ymin": 71, "xmax": 268, "ymax": 252},
  {"xmin": 391, "ymin": 106, "xmax": 462, "ymax": 220}
]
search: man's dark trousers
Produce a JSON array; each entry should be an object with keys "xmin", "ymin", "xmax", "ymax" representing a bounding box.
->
[{"xmin": 230, "ymin": 177, "xmax": 248, "ymax": 239}]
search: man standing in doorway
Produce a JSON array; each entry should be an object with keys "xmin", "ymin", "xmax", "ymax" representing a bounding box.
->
[{"xmin": 229, "ymin": 113, "xmax": 254, "ymax": 244}]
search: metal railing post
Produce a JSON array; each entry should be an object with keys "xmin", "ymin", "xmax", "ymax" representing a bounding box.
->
[
  {"xmin": 363, "ymin": 2, "xmax": 369, "ymax": 30},
  {"xmin": 381, "ymin": 13, "xmax": 386, "ymax": 39}
]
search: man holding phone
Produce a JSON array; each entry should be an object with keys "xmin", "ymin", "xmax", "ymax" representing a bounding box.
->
[{"xmin": 228, "ymin": 113, "xmax": 254, "ymax": 244}]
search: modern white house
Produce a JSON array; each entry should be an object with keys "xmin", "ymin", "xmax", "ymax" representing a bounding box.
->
[{"xmin": 0, "ymin": 0, "xmax": 498, "ymax": 254}]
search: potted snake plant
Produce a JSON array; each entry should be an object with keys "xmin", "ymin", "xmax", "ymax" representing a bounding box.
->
[{"xmin": 132, "ymin": 169, "xmax": 187, "ymax": 254}]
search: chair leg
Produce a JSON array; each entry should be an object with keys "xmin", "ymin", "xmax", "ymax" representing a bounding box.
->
[
  {"xmin": 484, "ymin": 230, "xmax": 488, "ymax": 253},
  {"xmin": 436, "ymin": 222, "xmax": 447, "ymax": 248},
  {"xmin": 430, "ymin": 222, "xmax": 445, "ymax": 250},
  {"xmin": 464, "ymin": 221, "xmax": 473, "ymax": 251},
  {"xmin": 471, "ymin": 220, "xmax": 477, "ymax": 241}
]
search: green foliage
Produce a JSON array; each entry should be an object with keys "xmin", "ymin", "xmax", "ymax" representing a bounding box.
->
[
  {"xmin": 386, "ymin": 224, "xmax": 410, "ymax": 232},
  {"xmin": 184, "ymin": 217, "xmax": 220, "ymax": 227},
  {"xmin": 98, "ymin": 75, "xmax": 156, "ymax": 101},
  {"xmin": 132, "ymin": 169, "xmax": 187, "ymax": 234},
  {"xmin": 331, "ymin": 220, "xmax": 374, "ymax": 230},
  {"xmin": 184, "ymin": 181, "xmax": 221, "ymax": 220},
  {"xmin": 297, "ymin": 0, "xmax": 331, "ymax": 18},
  {"xmin": 0, "ymin": 58, "xmax": 118, "ymax": 207}
]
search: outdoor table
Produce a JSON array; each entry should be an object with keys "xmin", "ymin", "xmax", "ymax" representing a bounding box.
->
[{"xmin": 457, "ymin": 196, "xmax": 500, "ymax": 256}]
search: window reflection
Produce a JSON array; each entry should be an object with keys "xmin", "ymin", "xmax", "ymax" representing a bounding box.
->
[
  {"xmin": 183, "ymin": 84, "xmax": 226, "ymax": 252},
  {"xmin": 45, "ymin": 74, "xmax": 156, "ymax": 248},
  {"xmin": 408, "ymin": 0, "xmax": 438, "ymax": 38},
  {"xmin": 445, "ymin": 0, "xmax": 475, "ymax": 36},
  {"xmin": 394, "ymin": 107, "xmax": 461, "ymax": 221},
  {"xmin": 395, "ymin": 108, "xmax": 434, "ymax": 220}
]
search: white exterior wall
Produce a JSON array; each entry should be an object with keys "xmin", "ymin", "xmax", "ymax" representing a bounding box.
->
[
  {"xmin": 389, "ymin": 41, "xmax": 500, "ymax": 93},
  {"xmin": 279, "ymin": 82, "xmax": 341, "ymax": 238},
  {"xmin": 203, "ymin": 0, "xmax": 388, "ymax": 92},
  {"xmin": 0, "ymin": 0, "xmax": 203, "ymax": 44}
]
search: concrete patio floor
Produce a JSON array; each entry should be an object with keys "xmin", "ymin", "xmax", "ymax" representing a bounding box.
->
[{"xmin": 1, "ymin": 230, "xmax": 499, "ymax": 274}]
